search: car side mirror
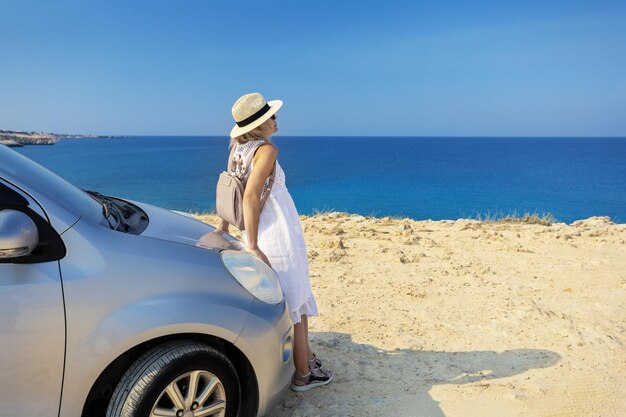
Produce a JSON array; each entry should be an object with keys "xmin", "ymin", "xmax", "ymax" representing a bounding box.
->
[{"xmin": 0, "ymin": 209, "xmax": 39, "ymax": 259}]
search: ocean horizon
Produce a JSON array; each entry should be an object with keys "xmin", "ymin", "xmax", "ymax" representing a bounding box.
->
[{"xmin": 13, "ymin": 136, "xmax": 626, "ymax": 224}]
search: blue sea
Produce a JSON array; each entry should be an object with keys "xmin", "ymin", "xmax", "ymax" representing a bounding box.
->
[{"xmin": 13, "ymin": 136, "xmax": 626, "ymax": 224}]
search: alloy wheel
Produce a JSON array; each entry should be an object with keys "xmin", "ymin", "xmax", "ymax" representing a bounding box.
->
[{"xmin": 150, "ymin": 370, "xmax": 226, "ymax": 417}]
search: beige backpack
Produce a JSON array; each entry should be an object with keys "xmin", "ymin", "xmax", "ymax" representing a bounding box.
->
[{"xmin": 215, "ymin": 142, "xmax": 276, "ymax": 230}]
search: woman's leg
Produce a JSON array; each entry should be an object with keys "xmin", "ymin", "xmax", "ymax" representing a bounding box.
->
[
  {"xmin": 302, "ymin": 315, "xmax": 314, "ymax": 361},
  {"xmin": 293, "ymin": 319, "xmax": 309, "ymax": 376},
  {"xmin": 292, "ymin": 314, "xmax": 333, "ymax": 390}
]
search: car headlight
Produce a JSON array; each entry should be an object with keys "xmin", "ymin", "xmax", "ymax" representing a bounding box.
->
[{"xmin": 220, "ymin": 250, "xmax": 284, "ymax": 305}]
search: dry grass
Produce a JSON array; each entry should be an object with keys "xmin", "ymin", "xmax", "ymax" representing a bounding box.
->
[
  {"xmin": 185, "ymin": 208, "xmax": 217, "ymax": 216},
  {"xmin": 189, "ymin": 207, "xmax": 559, "ymax": 227},
  {"xmin": 312, "ymin": 206, "xmax": 338, "ymax": 215},
  {"xmin": 469, "ymin": 211, "xmax": 558, "ymax": 226}
]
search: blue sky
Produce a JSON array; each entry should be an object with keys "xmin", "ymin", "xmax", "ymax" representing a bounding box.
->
[{"xmin": 1, "ymin": 0, "xmax": 625, "ymax": 136}]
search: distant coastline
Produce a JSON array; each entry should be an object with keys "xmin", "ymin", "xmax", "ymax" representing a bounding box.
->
[{"xmin": 0, "ymin": 130, "xmax": 124, "ymax": 147}]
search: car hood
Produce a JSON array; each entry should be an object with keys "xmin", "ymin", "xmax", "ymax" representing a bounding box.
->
[{"xmin": 133, "ymin": 201, "xmax": 246, "ymax": 252}]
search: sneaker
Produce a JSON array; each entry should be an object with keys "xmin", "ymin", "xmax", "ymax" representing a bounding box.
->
[
  {"xmin": 308, "ymin": 353, "xmax": 323, "ymax": 369},
  {"xmin": 291, "ymin": 366, "xmax": 334, "ymax": 392}
]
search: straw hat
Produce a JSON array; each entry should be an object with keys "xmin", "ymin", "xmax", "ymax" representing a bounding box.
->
[{"xmin": 230, "ymin": 93, "xmax": 283, "ymax": 138}]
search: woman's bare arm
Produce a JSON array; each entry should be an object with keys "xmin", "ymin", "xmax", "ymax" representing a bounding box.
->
[{"xmin": 243, "ymin": 143, "xmax": 277, "ymax": 250}]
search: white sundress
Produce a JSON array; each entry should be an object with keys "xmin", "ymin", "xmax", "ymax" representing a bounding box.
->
[{"xmin": 231, "ymin": 139, "xmax": 318, "ymax": 324}]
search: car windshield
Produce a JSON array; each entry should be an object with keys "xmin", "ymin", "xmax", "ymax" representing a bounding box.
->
[{"xmin": 0, "ymin": 145, "xmax": 102, "ymax": 221}]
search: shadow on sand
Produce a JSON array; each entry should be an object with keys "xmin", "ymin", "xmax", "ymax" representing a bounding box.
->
[{"xmin": 270, "ymin": 332, "xmax": 561, "ymax": 417}]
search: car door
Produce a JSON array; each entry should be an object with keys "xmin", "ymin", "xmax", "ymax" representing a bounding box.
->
[{"xmin": 0, "ymin": 180, "xmax": 66, "ymax": 417}]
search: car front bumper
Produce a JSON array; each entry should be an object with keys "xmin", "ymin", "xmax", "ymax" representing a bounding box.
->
[{"xmin": 235, "ymin": 299, "xmax": 294, "ymax": 416}]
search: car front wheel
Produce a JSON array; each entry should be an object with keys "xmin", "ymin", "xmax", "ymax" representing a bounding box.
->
[{"xmin": 106, "ymin": 341, "xmax": 240, "ymax": 417}]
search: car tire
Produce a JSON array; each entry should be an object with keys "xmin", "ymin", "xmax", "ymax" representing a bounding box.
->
[{"xmin": 106, "ymin": 341, "xmax": 240, "ymax": 417}]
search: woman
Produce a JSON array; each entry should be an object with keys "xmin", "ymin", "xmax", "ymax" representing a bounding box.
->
[{"xmin": 216, "ymin": 93, "xmax": 333, "ymax": 391}]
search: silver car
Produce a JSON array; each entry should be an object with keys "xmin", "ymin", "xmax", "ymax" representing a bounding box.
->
[{"xmin": 0, "ymin": 144, "xmax": 294, "ymax": 417}]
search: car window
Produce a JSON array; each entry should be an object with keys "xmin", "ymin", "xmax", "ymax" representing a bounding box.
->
[
  {"xmin": 0, "ymin": 182, "xmax": 28, "ymax": 206},
  {"xmin": 0, "ymin": 180, "xmax": 49, "ymax": 222},
  {"xmin": 0, "ymin": 145, "xmax": 102, "ymax": 221}
]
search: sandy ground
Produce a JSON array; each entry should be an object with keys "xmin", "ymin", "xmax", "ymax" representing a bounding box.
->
[{"xmin": 198, "ymin": 213, "xmax": 626, "ymax": 417}]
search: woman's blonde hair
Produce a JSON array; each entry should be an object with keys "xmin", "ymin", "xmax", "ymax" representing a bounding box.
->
[{"xmin": 230, "ymin": 119, "xmax": 274, "ymax": 147}]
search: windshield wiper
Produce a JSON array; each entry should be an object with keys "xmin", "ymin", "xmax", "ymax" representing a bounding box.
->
[{"xmin": 84, "ymin": 190, "xmax": 123, "ymax": 230}]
